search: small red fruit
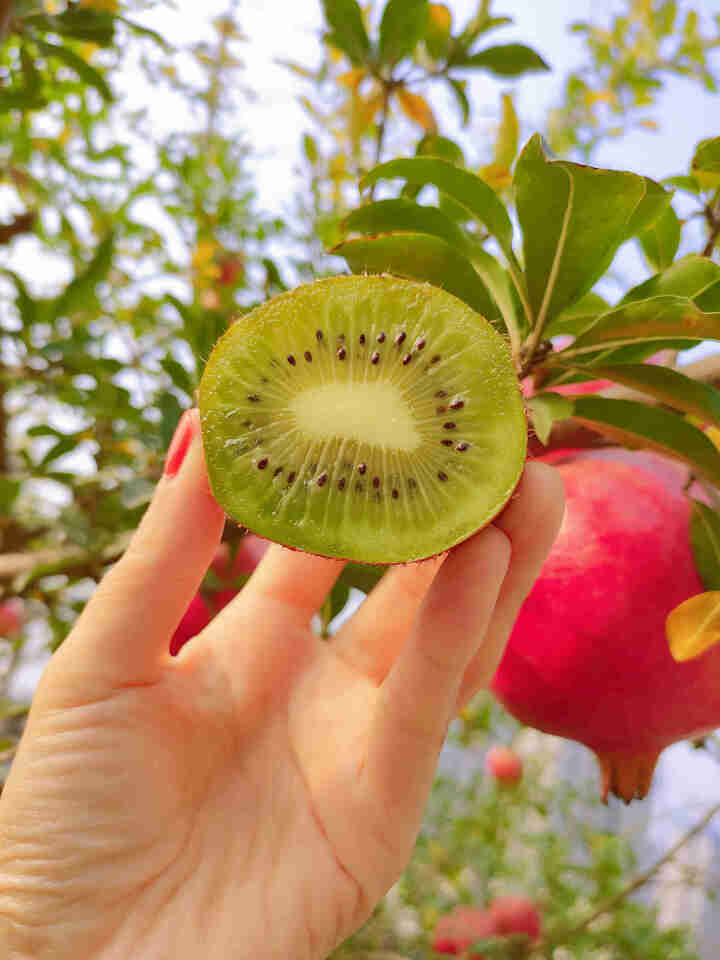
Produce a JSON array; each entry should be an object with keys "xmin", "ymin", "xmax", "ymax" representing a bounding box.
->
[
  {"xmin": 484, "ymin": 745, "xmax": 523, "ymax": 786},
  {"xmin": 432, "ymin": 906, "xmax": 497, "ymax": 958},
  {"xmin": 170, "ymin": 593, "xmax": 212, "ymax": 656},
  {"xmin": 489, "ymin": 895, "xmax": 541, "ymax": 941},
  {"xmin": 0, "ymin": 598, "xmax": 24, "ymax": 637}
]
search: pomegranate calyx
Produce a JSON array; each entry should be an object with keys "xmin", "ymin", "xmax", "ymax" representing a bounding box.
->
[{"xmin": 596, "ymin": 747, "xmax": 662, "ymax": 805}]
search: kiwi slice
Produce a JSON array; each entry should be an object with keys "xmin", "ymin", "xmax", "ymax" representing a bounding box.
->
[{"xmin": 199, "ymin": 275, "xmax": 526, "ymax": 564}]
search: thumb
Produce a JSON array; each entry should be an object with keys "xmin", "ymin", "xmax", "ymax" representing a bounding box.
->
[{"xmin": 45, "ymin": 409, "xmax": 225, "ymax": 699}]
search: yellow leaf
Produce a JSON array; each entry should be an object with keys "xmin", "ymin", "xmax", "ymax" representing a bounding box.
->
[
  {"xmin": 351, "ymin": 91, "xmax": 384, "ymax": 138},
  {"xmin": 192, "ymin": 241, "xmax": 216, "ymax": 268},
  {"xmin": 478, "ymin": 162, "xmax": 513, "ymax": 192},
  {"xmin": 667, "ymin": 591, "xmax": 720, "ymax": 662},
  {"xmin": 585, "ymin": 89, "xmax": 616, "ymax": 106},
  {"xmin": 43, "ymin": 0, "xmax": 64, "ymax": 11},
  {"xmin": 338, "ymin": 67, "xmax": 366, "ymax": 90},
  {"xmin": 493, "ymin": 93, "xmax": 518, "ymax": 170},
  {"xmin": 396, "ymin": 89, "xmax": 437, "ymax": 133},
  {"xmin": 707, "ymin": 426, "xmax": 720, "ymax": 451},
  {"xmin": 429, "ymin": 3, "xmax": 452, "ymax": 32},
  {"xmin": 329, "ymin": 153, "xmax": 349, "ymax": 180},
  {"xmin": 78, "ymin": 0, "xmax": 119, "ymax": 10}
]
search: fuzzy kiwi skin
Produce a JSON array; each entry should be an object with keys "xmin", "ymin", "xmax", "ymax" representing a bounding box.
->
[{"xmin": 198, "ymin": 274, "xmax": 527, "ymax": 564}]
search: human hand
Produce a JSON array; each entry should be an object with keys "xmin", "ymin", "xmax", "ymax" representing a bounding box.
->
[{"xmin": 0, "ymin": 409, "xmax": 564, "ymax": 960}]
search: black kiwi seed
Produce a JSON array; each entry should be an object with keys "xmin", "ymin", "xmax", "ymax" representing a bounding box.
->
[
  {"xmin": 317, "ymin": 472, "xmax": 328, "ymax": 487},
  {"xmin": 441, "ymin": 439, "xmax": 453, "ymax": 447},
  {"xmin": 287, "ymin": 355, "xmax": 296, "ymax": 366},
  {"xmin": 449, "ymin": 399, "xmax": 464, "ymax": 410},
  {"xmin": 394, "ymin": 331, "xmax": 406, "ymax": 346},
  {"xmin": 338, "ymin": 477, "xmax": 346, "ymax": 490},
  {"xmin": 337, "ymin": 346, "xmax": 347, "ymax": 360},
  {"xmin": 392, "ymin": 488, "xmax": 399, "ymax": 499},
  {"xmin": 377, "ymin": 332, "xmax": 386, "ymax": 343},
  {"xmin": 438, "ymin": 471, "xmax": 448, "ymax": 482},
  {"xmin": 443, "ymin": 422, "xmax": 457, "ymax": 430},
  {"xmin": 371, "ymin": 351, "xmax": 380, "ymax": 365},
  {"xmin": 456, "ymin": 442, "xmax": 470, "ymax": 452},
  {"xmin": 248, "ymin": 395, "xmax": 260, "ymax": 403},
  {"xmin": 358, "ymin": 463, "xmax": 367, "ymax": 475},
  {"xmin": 437, "ymin": 405, "xmax": 447, "ymax": 414},
  {"xmin": 435, "ymin": 390, "xmax": 447, "ymax": 398},
  {"xmin": 359, "ymin": 333, "xmax": 366, "ymax": 345},
  {"xmin": 257, "ymin": 458, "xmax": 268, "ymax": 470},
  {"xmin": 316, "ymin": 330, "xmax": 323, "ymax": 342},
  {"xmin": 415, "ymin": 338, "xmax": 426, "ymax": 351},
  {"xmin": 402, "ymin": 353, "xmax": 412, "ymax": 365},
  {"xmin": 431, "ymin": 355, "xmax": 441, "ymax": 364},
  {"xmin": 287, "ymin": 471, "xmax": 296, "ymax": 484},
  {"xmin": 304, "ymin": 350, "xmax": 312, "ymax": 362},
  {"xmin": 372, "ymin": 476, "xmax": 380, "ymax": 489},
  {"xmin": 273, "ymin": 467, "xmax": 283, "ymax": 477}
]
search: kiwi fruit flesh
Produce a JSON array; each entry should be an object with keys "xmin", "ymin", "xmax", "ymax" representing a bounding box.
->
[{"xmin": 198, "ymin": 275, "xmax": 526, "ymax": 564}]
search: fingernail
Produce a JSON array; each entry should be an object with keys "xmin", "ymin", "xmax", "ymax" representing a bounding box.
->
[{"xmin": 164, "ymin": 409, "xmax": 195, "ymax": 477}]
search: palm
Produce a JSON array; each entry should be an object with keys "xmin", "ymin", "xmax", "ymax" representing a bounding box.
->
[
  {"xmin": 0, "ymin": 450, "xmax": 562, "ymax": 960},
  {"xmin": 3, "ymin": 635, "xmax": 418, "ymax": 959}
]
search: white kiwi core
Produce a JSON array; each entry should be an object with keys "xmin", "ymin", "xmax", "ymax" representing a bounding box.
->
[{"xmin": 289, "ymin": 381, "xmax": 422, "ymax": 451}]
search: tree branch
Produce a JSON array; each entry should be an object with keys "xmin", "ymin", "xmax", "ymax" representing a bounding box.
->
[
  {"xmin": 552, "ymin": 801, "xmax": 720, "ymax": 945},
  {"xmin": 0, "ymin": 0, "xmax": 13, "ymax": 41}
]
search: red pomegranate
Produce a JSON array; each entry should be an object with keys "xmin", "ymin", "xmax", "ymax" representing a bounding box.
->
[
  {"xmin": 0, "ymin": 598, "xmax": 24, "ymax": 638},
  {"xmin": 171, "ymin": 535, "xmax": 269, "ymax": 655},
  {"xmin": 432, "ymin": 905, "xmax": 497, "ymax": 957},
  {"xmin": 170, "ymin": 593, "xmax": 212, "ymax": 656},
  {"xmin": 484, "ymin": 745, "xmax": 523, "ymax": 786},
  {"xmin": 489, "ymin": 895, "xmax": 541, "ymax": 941},
  {"xmin": 492, "ymin": 448, "xmax": 720, "ymax": 803}
]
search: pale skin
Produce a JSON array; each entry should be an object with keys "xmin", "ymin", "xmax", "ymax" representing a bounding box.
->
[{"xmin": 0, "ymin": 409, "xmax": 564, "ymax": 960}]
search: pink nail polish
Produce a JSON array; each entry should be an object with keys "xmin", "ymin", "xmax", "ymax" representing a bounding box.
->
[{"xmin": 164, "ymin": 410, "xmax": 195, "ymax": 477}]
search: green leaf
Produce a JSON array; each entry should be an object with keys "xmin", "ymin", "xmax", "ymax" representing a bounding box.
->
[
  {"xmin": 321, "ymin": 0, "xmax": 371, "ymax": 65},
  {"xmin": 35, "ymin": 39, "xmax": 113, "ymax": 102},
  {"xmin": 690, "ymin": 501, "xmax": 720, "ymax": 591},
  {"xmin": 545, "ymin": 291, "xmax": 610, "ymax": 339},
  {"xmin": 621, "ymin": 255, "xmax": 720, "ymax": 306},
  {"xmin": 53, "ymin": 232, "xmax": 115, "ymax": 321},
  {"xmin": 662, "ymin": 174, "xmax": 701, "ymax": 195},
  {"xmin": 161, "ymin": 355, "xmax": 195, "ymax": 396},
  {"xmin": 527, "ymin": 392, "xmax": 573, "ymax": 445},
  {"xmin": 514, "ymin": 134, "xmax": 671, "ymax": 328},
  {"xmin": 447, "ymin": 77, "xmax": 471, "ymax": 126},
  {"xmin": 639, "ymin": 204, "xmax": 681, "ymax": 272},
  {"xmin": 454, "ymin": 42, "xmax": 549, "ymax": 75},
  {"xmin": 570, "ymin": 396, "xmax": 720, "ymax": 487},
  {"xmin": 691, "ymin": 137, "xmax": 720, "ymax": 190},
  {"xmin": 554, "ymin": 361, "xmax": 720, "ymax": 427},
  {"xmin": 0, "ymin": 476, "xmax": 22, "ymax": 513},
  {"xmin": 0, "ymin": 45, "xmax": 46, "ymax": 111},
  {"xmin": 470, "ymin": 245, "xmax": 523, "ymax": 335},
  {"xmin": 342, "ymin": 198, "xmax": 471, "ymax": 252},
  {"xmin": 378, "ymin": 0, "xmax": 428, "ymax": 64},
  {"xmin": 361, "ymin": 157, "xmax": 514, "ymax": 258},
  {"xmin": 564, "ymin": 296, "xmax": 720, "ymax": 356},
  {"xmin": 24, "ymin": 7, "xmax": 116, "ymax": 45},
  {"xmin": 331, "ymin": 233, "xmax": 501, "ymax": 322}
]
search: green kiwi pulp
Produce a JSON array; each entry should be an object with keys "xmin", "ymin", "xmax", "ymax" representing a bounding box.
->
[{"xmin": 199, "ymin": 275, "xmax": 526, "ymax": 564}]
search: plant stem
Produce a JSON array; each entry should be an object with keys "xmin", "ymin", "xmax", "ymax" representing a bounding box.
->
[
  {"xmin": 368, "ymin": 83, "xmax": 392, "ymax": 201},
  {"xmin": 702, "ymin": 189, "xmax": 720, "ymax": 259},
  {"xmin": 0, "ymin": 0, "xmax": 13, "ymax": 41}
]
